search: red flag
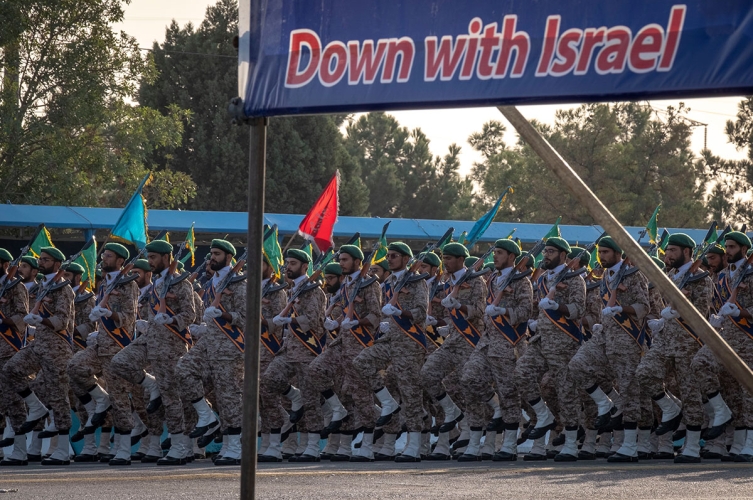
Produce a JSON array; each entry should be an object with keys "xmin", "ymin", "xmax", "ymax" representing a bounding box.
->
[{"xmin": 298, "ymin": 170, "xmax": 339, "ymax": 252}]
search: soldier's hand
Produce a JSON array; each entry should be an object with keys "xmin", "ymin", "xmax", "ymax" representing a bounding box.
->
[
  {"xmin": 381, "ymin": 304, "xmax": 401, "ymax": 317},
  {"xmin": 340, "ymin": 318, "xmax": 359, "ymax": 331},
  {"xmin": 647, "ymin": 318, "xmax": 664, "ymax": 333},
  {"xmin": 485, "ymin": 305, "xmax": 505, "ymax": 317},
  {"xmin": 538, "ymin": 298, "xmax": 558, "ymax": 310},
  {"xmin": 660, "ymin": 306, "xmax": 680, "ymax": 320},
  {"xmin": 709, "ymin": 314, "xmax": 724, "ymax": 328},
  {"xmin": 191, "ymin": 323, "xmax": 208, "ymax": 338},
  {"xmin": 272, "ymin": 315, "xmax": 291, "ymax": 327},
  {"xmin": 135, "ymin": 319, "xmax": 149, "ymax": 335},
  {"xmin": 379, "ymin": 321, "xmax": 390, "ymax": 333},
  {"xmin": 324, "ymin": 318, "xmax": 339, "ymax": 331},
  {"xmin": 527, "ymin": 319, "xmax": 538, "ymax": 332},
  {"xmin": 437, "ymin": 326, "xmax": 450, "ymax": 337},
  {"xmin": 719, "ymin": 302, "xmax": 741, "ymax": 318},
  {"xmin": 203, "ymin": 306, "xmax": 223, "ymax": 322},
  {"xmin": 602, "ymin": 306, "xmax": 622, "ymax": 318},
  {"xmin": 153, "ymin": 313, "xmax": 174, "ymax": 325},
  {"xmin": 441, "ymin": 296, "xmax": 461, "ymax": 309},
  {"xmin": 24, "ymin": 314, "xmax": 43, "ymax": 326},
  {"xmin": 591, "ymin": 323, "xmax": 603, "ymax": 334},
  {"xmin": 425, "ymin": 315, "xmax": 437, "ymax": 327}
]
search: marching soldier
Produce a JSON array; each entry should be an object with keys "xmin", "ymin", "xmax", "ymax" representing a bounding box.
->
[
  {"xmin": 0, "ymin": 249, "xmax": 30, "ymax": 466},
  {"xmin": 513, "ymin": 237, "xmax": 585, "ymax": 461},
  {"xmin": 110, "ymin": 239, "xmax": 197, "ymax": 465},
  {"xmin": 68, "ymin": 243, "xmax": 139, "ymax": 465},
  {"xmin": 260, "ymin": 249, "xmax": 326, "ymax": 462},
  {"xmin": 176, "ymin": 239, "xmax": 246, "ymax": 466},
  {"xmin": 421, "ymin": 242, "xmax": 486, "ymax": 460},
  {"xmin": 353, "ymin": 242, "xmax": 429, "ymax": 462},
  {"xmin": 460, "ymin": 239, "xmax": 532, "ymax": 461},
  {"xmin": 4, "ymin": 247, "xmax": 75, "ymax": 465}
]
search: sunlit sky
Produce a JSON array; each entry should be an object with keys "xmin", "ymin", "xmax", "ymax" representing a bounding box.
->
[{"xmin": 116, "ymin": 0, "xmax": 750, "ymax": 177}]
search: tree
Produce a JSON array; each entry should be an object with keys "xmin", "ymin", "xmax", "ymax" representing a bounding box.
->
[
  {"xmin": 0, "ymin": 0, "xmax": 195, "ymax": 209},
  {"xmin": 138, "ymin": 0, "xmax": 368, "ymax": 214},
  {"xmin": 344, "ymin": 112, "xmax": 467, "ymax": 219},
  {"xmin": 465, "ymin": 103, "xmax": 708, "ymax": 229}
]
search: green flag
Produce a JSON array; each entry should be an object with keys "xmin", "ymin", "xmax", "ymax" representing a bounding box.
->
[
  {"xmin": 457, "ymin": 231, "xmax": 469, "ymax": 247},
  {"xmin": 27, "ymin": 225, "xmax": 54, "ymax": 258},
  {"xmin": 300, "ymin": 241, "xmax": 315, "ymax": 276},
  {"xmin": 373, "ymin": 232, "xmax": 389, "ymax": 264},
  {"xmin": 73, "ymin": 236, "xmax": 97, "ymax": 287},
  {"xmin": 263, "ymin": 225, "xmax": 284, "ymax": 279},
  {"xmin": 645, "ymin": 204, "xmax": 661, "ymax": 244},
  {"xmin": 179, "ymin": 223, "xmax": 196, "ymax": 266}
]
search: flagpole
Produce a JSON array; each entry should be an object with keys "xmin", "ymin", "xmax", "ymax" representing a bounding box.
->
[{"xmin": 241, "ymin": 116, "xmax": 266, "ymax": 500}]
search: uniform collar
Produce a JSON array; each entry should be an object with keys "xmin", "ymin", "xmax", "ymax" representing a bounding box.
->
[
  {"xmin": 293, "ymin": 274, "xmax": 308, "ymax": 287},
  {"xmin": 547, "ymin": 263, "xmax": 566, "ymax": 278},
  {"xmin": 25, "ymin": 281, "xmax": 35, "ymax": 290},
  {"xmin": 212, "ymin": 265, "xmax": 232, "ymax": 285},
  {"xmin": 391, "ymin": 269, "xmax": 406, "ymax": 282},
  {"xmin": 72, "ymin": 284, "xmax": 80, "ymax": 293},
  {"xmin": 450, "ymin": 268, "xmax": 466, "ymax": 285},
  {"xmin": 676, "ymin": 260, "xmax": 693, "ymax": 276},
  {"xmin": 106, "ymin": 270, "xmax": 120, "ymax": 283},
  {"xmin": 43, "ymin": 272, "xmax": 57, "ymax": 285},
  {"xmin": 347, "ymin": 270, "xmax": 361, "ymax": 281},
  {"xmin": 730, "ymin": 258, "xmax": 746, "ymax": 272},
  {"xmin": 495, "ymin": 267, "xmax": 513, "ymax": 285}
]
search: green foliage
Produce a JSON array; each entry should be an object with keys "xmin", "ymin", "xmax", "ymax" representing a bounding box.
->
[{"xmin": 0, "ymin": 0, "xmax": 194, "ymax": 209}]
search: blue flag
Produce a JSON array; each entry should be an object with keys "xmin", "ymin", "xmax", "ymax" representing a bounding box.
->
[
  {"xmin": 465, "ymin": 187, "xmax": 513, "ymax": 248},
  {"xmin": 111, "ymin": 173, "xmax": 152, "ymax": 249}
]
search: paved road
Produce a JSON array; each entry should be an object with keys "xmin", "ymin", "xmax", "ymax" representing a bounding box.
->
[{"xmin": 1, "ymin": 460, "xmax": 752, "ymax": 499}]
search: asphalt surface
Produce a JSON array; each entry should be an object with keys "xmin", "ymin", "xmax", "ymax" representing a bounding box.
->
[{"xmin": 1, "ymin": 459, "xmax": 752, "ymax": 500}]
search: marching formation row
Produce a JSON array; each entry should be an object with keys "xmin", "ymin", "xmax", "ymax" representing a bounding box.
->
[{"xmin": 0, "ymin": 225, "xmax": 752, "ymax": 466}]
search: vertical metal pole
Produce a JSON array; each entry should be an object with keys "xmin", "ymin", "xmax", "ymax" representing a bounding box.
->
[
  {"xmin": 241, "ymin": 117, "xmax": 267, "ymax": 499},
  {"xmin": 498, "ymin": 105, "xmax": 753, "ymax": 394}
]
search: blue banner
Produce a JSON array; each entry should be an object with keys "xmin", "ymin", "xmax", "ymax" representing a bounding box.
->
[{"xmin": 239, "ymin": 1, "xmax": 753, "ymax": 117}]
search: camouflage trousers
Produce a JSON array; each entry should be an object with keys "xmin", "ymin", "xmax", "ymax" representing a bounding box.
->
[
  {"xmin": 175, "ymin": 339, "xmax": 244, "ymax": 429},
  {"xmin": 514, "ymin": 336, "xmax": 579, "ymax": 427},
  {"xmin": 68, "ymin": 341, "xmax": 134, "ymax": 431},
  {"xmin": 636, "ymin": 334, "xmax": 703, "ymax": 427},
  {"xmin": 460, "ymin": 340, "xmax": 520, "ymax": 427},
  {"xmin": 0, "ymin": 354, "xmax": 26, "ymax": 432},
  {"xmin": 262, "ymin": 354, "xmax": 323, "ymax": 433},
  {"xmin": 130, "ymin": 378, "xmax": 165, "ymax": 437},
  {"xmin": 259, "ymin": 349, "xmax": 288, "ymax": 432},
  {"xmin": 4, "ymin": 337, "xmax": 73, "ymax": 430},
  {"xmin": 353, "ymin": 330, "xmax": 426, "ymax": 432},
  {"xmin": 110, "ymin": 335, "xmax": 197, "ymax": 435},
  {"xmin": 691, "ymin": 343, "xmax": 750, "ymax": 427}
]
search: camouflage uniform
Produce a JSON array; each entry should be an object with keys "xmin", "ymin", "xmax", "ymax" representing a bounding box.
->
[
  {"xmin": 177, "ymin": 271, "xmax": 247, "ymax": 430},
  {"xmin": 0, "ymin": 281, "xmax": 29, "ymax": 433},
  {"xmin": 514, "ymin": 268, "xmax": 586, "ymax": 427},
  {"xmin": 5, "ymin": 278, "xmax": 75, "ymax": 430},
  {"xmin": 110, "ymin": 270, "xmax": 196, "ymax": 435},
  {"xmin": 421, "ymin": 270, "xmax": 487, "ymax": 422},
  {"xmin": 636, "ymin": 268, "xmax": 711, "ymax": 427},
  {"xmin": 354, "ymin": 271, "xmax": 429, "ymax": 432},
  {"xmin": 68, "ymin": 274, "xmax": 139, "ymax": 431},
  {"xmin": 258, "ymin": 280, "xmax": 288, "ymax": 432},
  {"xmin": 461, "ymin": 270, "xmax": 532, "ymax": 427},
  {"xmin": 261, "ymin": 279, "xmax": 326, "ymax": 432},
  {"xmin": 309, "ymin": 273, "xmax": 381, "ymax": 431}
]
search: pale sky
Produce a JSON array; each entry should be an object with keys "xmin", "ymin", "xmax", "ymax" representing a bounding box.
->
[{"xmin": 116, "ymin": 0, "xmax": 750, "ymax": 177}]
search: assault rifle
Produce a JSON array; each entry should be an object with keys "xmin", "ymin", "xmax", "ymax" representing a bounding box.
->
[
  {"xmin": 674, "ymin": 224, "xmax": 730, "ymax": 291},
  {"xmin": 545, "ymin": 231, "xmax": 607, "ymax": 301},
  {"xmin": 0, "ymin": 224, "xmax": 45, "ymax": 299},
  {"xmin": 30, "ymin": 240, "xmax": 92, "ymax": 316},
  {"xmin": 209, "ymin": 249, "xmax": 248, "ymax": 308},
  {"xmin": 157, "ymin": 238, "xmax": 191, "ymax": 315},
  {"xmin": 490, "ymin": 238, "xmax": 547, "ymax": 307}
]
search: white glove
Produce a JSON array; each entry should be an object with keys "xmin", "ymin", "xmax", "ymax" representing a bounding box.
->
[
  {"xmin": 660, "ymin": 307, "xmax": 680, "ymax": 320},
  {"xmin": 539, "ymin": 298, "xmax": 559, "ymax": 310},
  {"xmin": 340, "ymin": 318, "xmax": 359, "ymax": 331},
  {"xmin": 204, "ymin": 306, "xmax": 223, "ymax": 320},
  {"xmin": 87, "ymin": 331, "xmax": 98, "ymax": 341},
  {"xmin": 324, "ymin": 318, "xmax": 339, "ymax": 331},
  {"xmin": 379, "ymin": 321, "xmax": 390, "ymax": 333},
  {"xmin": 719, "ymin": 302, "xmax": 741, "ymax": 318},
  {"xmin": 88, "ymin": 311, "xmax": 100, "ymax": 322},
  {"xmin": 153, "ymin": 313, "xmax": 174, "ymax": 325},
  {"xmin": 91, "ymin": 306, "xmax": 112, "ymax": 318},
  {"xmin": 437, "ymin": 326, "xmax": 451, "ymax": 337},
  {"xmin": 527, "ymin": 319, "xmax": 537, "ymax": 332},
  {"xmin": 382, "ymin": 304, "xmax": 402, "ymax": 317},
  {"xmin": 592, "ymin": 323, "xmax": 603, "ymax": 334},
  {"xmin": 709, "ymin": 314, "xmax": 724, "ymax": 328},
  {"xmin": 441, "ymin": 296, "xmax": 461, "ymax": 309},
  {"xmin": 272, "ymin": 315, "xmax": 291, "ymax": 326},
  {"xmin": 602, "ymin": 306, "xmax": 622, "ymax": 318},
  {"xmin": 135, "ymin": 319, "xmax": 149, "ymax": 335},
  {"xmin": 485, "ymin": 304, "xmax": 506, "ymax": 316},
  {"xmin": 647, "ymin": 318, "xmax": 665, "ymax": 333},
  {"xmin": 191, "ymin": 323, "xmax": 208, "ymax": 337},
  {"xmin": 425, "ymin": 315, "xmax": 437, "ymax": 327},
  {"xmin": 24, "ymin": 314, "xmax": 43, "ymax": 326}
]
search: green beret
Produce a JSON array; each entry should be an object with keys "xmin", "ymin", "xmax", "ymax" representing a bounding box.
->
[
  {"xmin": 484, "ymin": 261, "xmax": 496, "ymax": 271},
  {"xmin": 145, "ymin": 240, "xmax": 173, "ymax": 255},
  {"xmin": 133, "ymin": 259, "xmax": 151, "ymax": 272},
  {"xmin": 707, "ymin": 244, "xmax": 725, "ymax": 256},
  {"xmin": 40, "ymin": 246, "xmax": 65, "ymax": 262},
  {"xmin": 724, "ymin": 231, "xmax": 752, "ymax": 249},
  {"xmin": 419, "ymin": 252, "xmax": 441, "ymax": 268},
  {"xmin": 442, "ymin": 242, "xmax": 469, "ymax": 258},
  {"xmin": 515, "ymin": 252, "xmax": 534, "ymax": 269},
  {"xmin": 63, "ymin": 262, "xmax": 86, "ymax": 275},
  {"xmin": 21, "ymin": 256, "xmax": 39, "ymax": 269},
  {"xmin": 495, "ymin": 239, "xmax": 521, "ymax": 256},
  {"xmin": 324, "ymin": 263, "xmax": 342, "ymax": 276},
  {"xmin": 388, "ymin": 242, "xmax": 413, "ymax": 257},
  {"xmin": 205, "ymin": 253, "xmax": 211, "ymax": 260},
  {"xmin": 286, "ymin": 248, "xmax": 311, "ymax": 264},
  {"xmin": 465, "ymin": 256, "xmax": 479, "ymax": 268},
  {"xmin": 667, "ymin": 233, "xmax": 696, "ymax": 250},
  {"xmin": 0, "ymin": 248, "xmax": 12, "ymax": 262},
  {"xmin": 545, "ymin": 237, "xmax": 571, "ymax": 254},
  {"xmin": 568, "ymin": 246, "xmax": 591, "ymax": 266},
  {"xmin": 339, "ymin": 244, "xmax": 364, "ymax": 262},
  {"xmin": 211, "ymin": 239, "xmax": 236, "ymax": 256},
  {"xmin": 651, "ymin": 256, "xmax": 666, "ymax": 271},
  {"xmin": 103, "ymin": 242, "xmax": 129, "ymax": 260},
  {"xmin": 376, "ymin": 260, "xmax": 390, "ymax": 272},
  {"xmin": 597, "ymin": 236, "xmax": 622, "ymax": 254}
]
